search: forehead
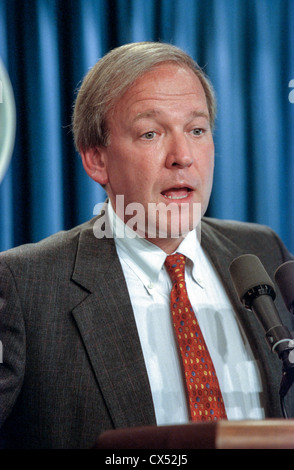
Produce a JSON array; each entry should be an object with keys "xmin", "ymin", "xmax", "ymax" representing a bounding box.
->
[{"xmin": 110, "ymin": 63, "xmax": 208, "ymax": 119}]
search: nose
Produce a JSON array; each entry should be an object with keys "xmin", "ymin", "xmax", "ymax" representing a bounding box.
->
[{"xmin": 165, "ymin": 133, "xmax": 193, "ymax": 169}]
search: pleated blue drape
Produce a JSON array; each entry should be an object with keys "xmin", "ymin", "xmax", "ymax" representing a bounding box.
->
[{"xmin": 0, "ymin": 0, "xmax": 294, "ymax": 252}]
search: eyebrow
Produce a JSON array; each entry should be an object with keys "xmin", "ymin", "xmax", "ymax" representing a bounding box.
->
[
  {"xmin": 132, "ymin": 109, "xmax": 210, "ymax": 123},
  {"xmin": 132, "ymin": 109, "xmax": 161, "ymax": 123}
]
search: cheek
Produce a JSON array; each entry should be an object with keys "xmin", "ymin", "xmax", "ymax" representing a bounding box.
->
[
  {"xmin": 198, "ymin": 144, "xmax": 214, "ymax": 177},
  {"xmin": 110, "ymin": 164, "xmax": 152, "ymax": 202},
  {"xmin": 206, "ymin": 153, "xmax": 215, "ymax": 179},
  {"xmin": 128, "ymin": 152, "xmax": 160, "ymax": 188}
]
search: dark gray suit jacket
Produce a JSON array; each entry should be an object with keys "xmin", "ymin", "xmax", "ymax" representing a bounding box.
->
[{"xmin": 0, "ymin": 216, "xmax": 293, "ymax": 448}]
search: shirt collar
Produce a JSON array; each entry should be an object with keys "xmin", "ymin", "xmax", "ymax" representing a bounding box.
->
[
  {"xmin": 178, "ymin": 231, "xmax": 204, "ymax": 287},
  {"xmin": 108, "ymin": 199, "xmax": 203, "ymax": 289},
  {"xmin": 108, "ymin": 200, "xmax": 166, "ymax": 287}
]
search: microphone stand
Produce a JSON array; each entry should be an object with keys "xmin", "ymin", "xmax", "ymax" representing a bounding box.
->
[
  {"xmin": 278, "ymin": 340, "xmax": 294, "ymax": 418},
  {"xmin": 229, "ymin": 255, "xmax": 294, "ymax": 419},
  {"xmin": 243, "ymin": 284, "xmax": 294, "ymax": 419}
]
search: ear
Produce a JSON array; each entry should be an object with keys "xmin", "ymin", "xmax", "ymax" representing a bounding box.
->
[{"xmin": 80, "ymin": 147, "xmax": 109, "ymax": 186}]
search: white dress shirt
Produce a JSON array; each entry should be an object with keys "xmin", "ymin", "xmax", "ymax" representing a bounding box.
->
[{"xmin": 108, "ymin": 202, "xmax": 265, "ymax": 424}]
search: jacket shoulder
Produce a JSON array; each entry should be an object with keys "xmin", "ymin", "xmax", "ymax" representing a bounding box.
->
[
  {"xmin": 202, "ymin": 216, "xmax": 274, "ymax": 237},
  {"xmin": 202, "ymin": 216, "xmax": 292, "ymax": 261},
  {"xmin": 0, "ymin": 219, "xmax": 95, "ymax": 277}
]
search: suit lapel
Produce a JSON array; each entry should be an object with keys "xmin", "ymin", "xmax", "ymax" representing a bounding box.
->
[
  {"xmin": 201, "ymin": 219, "xmax": 282, "ymax": 417},
  {"xmin": 70, "ymin": 219, "xmax": 156, "ymax": 428}
]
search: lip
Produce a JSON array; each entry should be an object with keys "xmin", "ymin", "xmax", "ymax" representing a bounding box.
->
[{"xmin": 160, "ymin": 185, "xmax": 195, "ymax": 202}]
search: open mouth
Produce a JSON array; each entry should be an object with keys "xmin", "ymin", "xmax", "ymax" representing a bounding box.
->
[{"xmin": 161, "ymin": 187, "xmax": 192, "ymax": 200}]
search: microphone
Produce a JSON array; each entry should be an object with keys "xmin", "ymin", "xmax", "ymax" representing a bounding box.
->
[
  {"xmin": 229, "ymin": 254, "xmax": 294, "ymax": 414},
  {"xmin": 275, "ymin": 261, "xmax": 294, "ymax": 316},
  {"xmin": 229, "ymin": 254, "xmax": 293, "ymax": 357}
]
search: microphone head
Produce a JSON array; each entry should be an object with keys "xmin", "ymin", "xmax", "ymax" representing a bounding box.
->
[
  {"xmin": 229, "ymin": 254, "xmax": 275, "ymax": 303},
  {"xmin": 275, "ymin": 261, "xmax": 294, "ymax": 313}
]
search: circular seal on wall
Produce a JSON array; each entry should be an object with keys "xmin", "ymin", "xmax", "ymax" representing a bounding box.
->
[{"xmin": 0, "ymin": 58, "xmax": 16, "ymax": 183}]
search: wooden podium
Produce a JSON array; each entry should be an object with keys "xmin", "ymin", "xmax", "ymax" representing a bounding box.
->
[{"xmin": 95, "ymin": 420, "xmax": 294, "ymax": 449}]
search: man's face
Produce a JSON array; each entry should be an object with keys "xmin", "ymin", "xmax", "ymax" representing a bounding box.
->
[{"xmin": 94, "ymin": 63, "xmax": 214, "ymax": 250}]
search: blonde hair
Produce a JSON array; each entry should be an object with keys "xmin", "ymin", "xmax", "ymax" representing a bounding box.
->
[{"xmin": 72, "ymin": 42, "xmax": 216, "ymax": 151}]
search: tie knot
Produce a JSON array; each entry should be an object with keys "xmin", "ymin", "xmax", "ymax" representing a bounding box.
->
[{"xmin": 164, "ymin": 253, "xmax": 186, "ymax": 283}]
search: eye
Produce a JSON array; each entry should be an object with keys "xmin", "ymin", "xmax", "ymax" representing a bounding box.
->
[
  {"xmin": 191, "ymin": 128, "xmax": 204, "ymax": 136},
  {"xmin": 141, "ymin": 131, "xmax": 156, "ymax": 140}
]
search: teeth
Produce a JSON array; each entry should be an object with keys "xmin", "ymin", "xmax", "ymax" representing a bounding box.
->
[{"xmin": 163, "ymin": 194, "xmax": 187, "ymax": 200}]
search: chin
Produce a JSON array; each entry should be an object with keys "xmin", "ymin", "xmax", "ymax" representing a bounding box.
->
[{"xmin": 148, "ymin": 217, "xmax": 199, "ymax": 239}]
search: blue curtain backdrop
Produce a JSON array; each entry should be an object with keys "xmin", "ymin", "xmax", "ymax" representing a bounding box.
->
[{"xmin": 0, "ymin": 0, "xmax": 294, "ymax": 252}]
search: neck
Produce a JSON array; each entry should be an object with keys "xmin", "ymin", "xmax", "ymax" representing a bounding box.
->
[
  {"xmin": 107, "ymin": 198, "xmax": 189, "ymax": 254},
  {"xmin": 144, "ymin": 235, "xmax": 185, "ymax": 254}
]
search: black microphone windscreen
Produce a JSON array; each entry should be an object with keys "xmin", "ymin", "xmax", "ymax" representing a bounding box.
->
[
  {"xmin": 275, "ymin": 261, "xmax": 294, "ymax": 312},
  {"xmin": 229, "ymin": 254, "xmax": 275, "ymax": 302}
]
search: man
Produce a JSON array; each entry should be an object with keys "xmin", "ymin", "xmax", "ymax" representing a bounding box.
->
[{"xmin": 0, "ymin": 42, "xmax": 293, "ymax": 449}]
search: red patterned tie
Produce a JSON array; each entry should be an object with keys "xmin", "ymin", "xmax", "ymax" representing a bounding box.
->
[{"xmin": 165, "ymin": 253, "xmax": 227, "ymax": 421}]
